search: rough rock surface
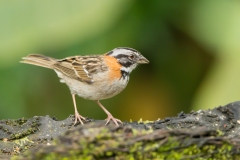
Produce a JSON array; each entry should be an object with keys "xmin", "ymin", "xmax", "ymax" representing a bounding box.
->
[{"xmin": 1, "ymin": 101, "xmax": 240, "ymax": 159}]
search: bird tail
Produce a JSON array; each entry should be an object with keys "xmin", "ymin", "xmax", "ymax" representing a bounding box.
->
[{"xmin": 20, "ymin": 54, "xmax": 57, "ymax": 69}]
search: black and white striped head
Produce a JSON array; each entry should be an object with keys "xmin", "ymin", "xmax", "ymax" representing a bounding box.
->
[{"xmin": 106, "ymin": 47, "xmax": 149, "ymax": 73}]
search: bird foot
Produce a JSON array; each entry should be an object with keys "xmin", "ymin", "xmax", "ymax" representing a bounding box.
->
[
  {"xmin": 73, "ymin": 112, "xmax": 86, "ymax": 125},
  {"xmin": 105, "ymin": 114, "xmax": 122, "ymax": 126}
]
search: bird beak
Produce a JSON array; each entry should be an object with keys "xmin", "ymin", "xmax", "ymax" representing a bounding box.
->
[{"xmin": 137, "ymin": 56, "xmax": 149, "ymax": 64}]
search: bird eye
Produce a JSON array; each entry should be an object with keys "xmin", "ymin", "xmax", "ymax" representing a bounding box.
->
[{"xmin": 129, "ymin": 55, "xmax": 135, "ymax": 60}]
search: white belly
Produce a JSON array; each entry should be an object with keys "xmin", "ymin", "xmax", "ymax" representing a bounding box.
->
[{"xmin": 54, "ymin": 70, "xmax": 129, "ymax": 100}]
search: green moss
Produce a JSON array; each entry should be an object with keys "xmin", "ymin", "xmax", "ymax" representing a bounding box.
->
[{"xmin": 15, "ymin": 124, "xmax": 239, "ymax": 160}]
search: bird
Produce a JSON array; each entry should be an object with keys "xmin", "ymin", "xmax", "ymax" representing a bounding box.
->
[{"xmin": 20, "ymin": 47, "xmax": 149, "ymax": 126}]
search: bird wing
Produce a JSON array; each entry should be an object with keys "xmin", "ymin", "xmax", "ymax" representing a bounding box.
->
[{"xmin": 53, "ymin": 55, "xmax": 107, "ymax": 84}]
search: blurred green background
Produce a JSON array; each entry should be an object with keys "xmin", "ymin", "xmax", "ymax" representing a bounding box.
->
[{"xmin": 1, "ymin": 0, "xmax": 240, "ymax": 121}]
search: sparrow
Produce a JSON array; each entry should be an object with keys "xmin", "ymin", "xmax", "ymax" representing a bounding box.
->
[{"xmin": 20, "ymin": 47, "xmax": 149, "ymax": 126}]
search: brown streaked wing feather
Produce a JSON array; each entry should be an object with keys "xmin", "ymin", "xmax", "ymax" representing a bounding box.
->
[
  {"xmin": 72, "ymin": 56, "xmax": 105, "ymax": 81},
  {"xmin": 52, "ymin": 62, "xmax": 79, "ymax": 82},
  {"xmin": 52, "ymin": 55, "xmax": 106, "ymax": 84},
  {"xmin": 72, "ymin": 61, "xmax": 93, "ymax": 82}
]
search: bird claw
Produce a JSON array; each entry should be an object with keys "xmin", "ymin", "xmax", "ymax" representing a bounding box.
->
[
  {"xmin": 105, "ymin": 114, "xmax": 122, "ymax": 126},
  {"xmin": 74, "ymin": 112, "xmax": 86, "ymax": 125}
]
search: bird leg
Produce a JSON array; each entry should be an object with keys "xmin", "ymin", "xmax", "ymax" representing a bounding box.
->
[
  {"xmin": 72, "ymin": 94, "xmax": 86, "ymax": 125},
  {"xmin": 95, "ymin": 100, "xmax": 122, "ymax": 126}
]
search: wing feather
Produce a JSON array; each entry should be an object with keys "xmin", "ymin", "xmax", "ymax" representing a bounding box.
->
[{"xmin": 52, "ymin": 55, "xmax": 107, "ymax": 84}]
